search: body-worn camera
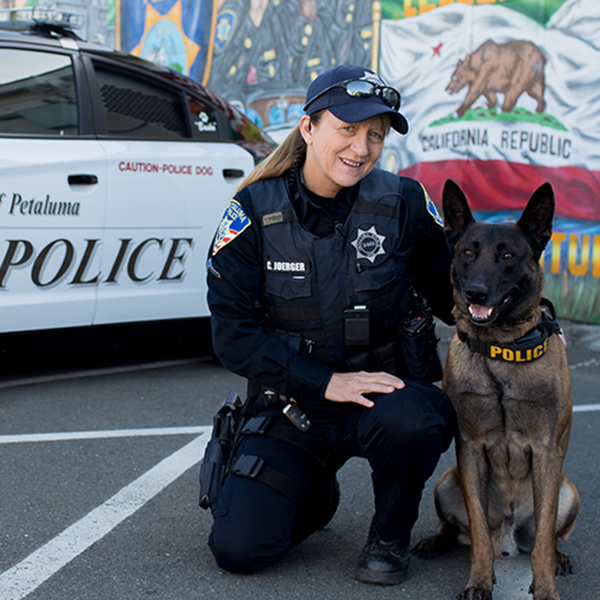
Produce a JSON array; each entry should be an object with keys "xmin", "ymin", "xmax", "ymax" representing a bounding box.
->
[{"xmin": 344, "ymin": 305, "xmax": 370, "ymax": 346}]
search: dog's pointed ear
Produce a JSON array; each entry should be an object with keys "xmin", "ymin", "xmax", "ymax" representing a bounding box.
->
[
  {"xmin": 442, "ymin": 179, "xmax": 475, "ymax": 249},
  {"xmin": 517, "ymin": 182, "xmax": 555, "ymax": 259}
]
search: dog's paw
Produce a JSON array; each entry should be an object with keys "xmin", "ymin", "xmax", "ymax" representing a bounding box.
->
[
  {"xmin": 456, "ymin": 586, "xmax": 492, "ymax": 600},
  {"xmin": 556, "ymin": 550, "xmax": 573, "ymax": 576},
  {"xmin": 528, "ymin": 580, "xmax": 562, "ymax": 600},
  {"xmin": 411, "ymin": 531, "xmax": 458, "ymax": 558},
  {"xmin": 411, "ymin": 535, "xmax": 443, "ymax": 558}
]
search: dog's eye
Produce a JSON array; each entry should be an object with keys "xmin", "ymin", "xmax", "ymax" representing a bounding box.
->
[
  {"xmin": 502, "ymin": 252, "xmax": 514, "ymax": 260},
  {"xmin": 464, "ymin": 249, "xmax": 474, "ymax": 258}
]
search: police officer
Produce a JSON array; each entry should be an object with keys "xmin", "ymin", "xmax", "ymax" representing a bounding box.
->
[{"xmin": 205, "ymin": 65, "xmax": 456, "ymax": 585}]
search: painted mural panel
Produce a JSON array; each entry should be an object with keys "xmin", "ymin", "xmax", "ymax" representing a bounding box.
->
[
  {"xmin": 206, "ymin": 0, "xmax": 378, "ymax": 141},
  {"xmin": 379, "ymin": 0, "xmax": 600, "ymax": 323},
  {"xmin": 117, "ymin": 0, "xmax": 217, "ymax": 85}
]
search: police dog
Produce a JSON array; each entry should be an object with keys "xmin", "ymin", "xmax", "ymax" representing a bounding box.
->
[{"xmin": 412, "ymin": 180, "xmax": 579, "ymax": 600}]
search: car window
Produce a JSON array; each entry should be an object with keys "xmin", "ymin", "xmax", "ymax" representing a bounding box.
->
[
  {"xmin": 94, "ymin": 65, "xmax": 187, "ymax": 139},
  {"xmin": 228, "ymin": 107, "xmax": 274, "ymax": 145},
  {"xmin": 187, "ymin": 95, "xmax": 220, "ymax": 141},
  {"xmin": 197, "ymin": 85, "xmax": 273, "ymax": 145},
  {"xmin": 0, "ymin": 49, "xmax": 78, "ymax": 136}
]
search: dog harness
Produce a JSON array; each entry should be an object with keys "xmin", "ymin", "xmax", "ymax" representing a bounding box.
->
[{"xmin": 457, "ymin": 298, "xmax": 562, "ymax": 363}]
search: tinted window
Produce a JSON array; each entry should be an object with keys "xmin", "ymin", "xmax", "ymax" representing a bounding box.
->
[
  {"xmin": 94, "ymin": 66, "xmax": 187, "ymax": 139},
  {"xmin": 0, "ymin": 49, "xmax": 78, "ymax": 136},
  {"xmin": 188, "ymin": 95, "xmax": 220, "ymax": 141},
  {"xmin": 227, "ymin": 108, "xmax": 274, "ymax": 144}
]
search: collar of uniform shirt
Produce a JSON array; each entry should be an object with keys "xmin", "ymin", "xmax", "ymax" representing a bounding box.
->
[{"xmin": 292, "ymin": 167, "xmax": 358, "ymax": 237}]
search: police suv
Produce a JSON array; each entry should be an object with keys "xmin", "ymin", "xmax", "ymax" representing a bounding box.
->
[{"xmin": 0, "ymin": 10, "xmax": 275, "ymax": 350}]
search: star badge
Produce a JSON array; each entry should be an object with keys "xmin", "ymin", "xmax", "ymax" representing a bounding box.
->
[{"xmin": 351, "ymin": 226, "xmax": 387, "ymax": 263}]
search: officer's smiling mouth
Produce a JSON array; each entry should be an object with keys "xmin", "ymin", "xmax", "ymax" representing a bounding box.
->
[{"xmin": 340, "ymin": 158, "xmax": 362, "ymax": 168}]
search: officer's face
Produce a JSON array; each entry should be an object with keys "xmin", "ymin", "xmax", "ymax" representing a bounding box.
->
[{"xmin": 300, "ymin": 111, "xmax": 386, "ymax": 198}]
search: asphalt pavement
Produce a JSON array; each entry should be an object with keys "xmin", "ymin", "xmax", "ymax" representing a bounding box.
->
[{"xmin": 0, "ymin": 320, "xmax": 599, "ymax": 600}]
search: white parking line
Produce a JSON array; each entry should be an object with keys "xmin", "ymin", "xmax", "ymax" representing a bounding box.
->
[
  {"xmin": 0, "ymin": 402, "xmax": 597, "ymax": 448},
  {"xmin": 573, "ymin": 403, "xmax": 600, "ymax": 412},
  {"xmin": 0, "ymin": 426, "xmax": 209, "ymax": 444},
  {"xmin": 0, "ymin": 429, "xmax": 211, "ymax": 600}
]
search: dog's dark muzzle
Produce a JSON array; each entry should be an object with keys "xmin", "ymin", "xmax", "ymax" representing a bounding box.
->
[
  {"xmin": 462, "ymin": 285, "xmax": 512, "ymax": 324},
  {"xmin": 464, "ymin": 284, "xmax": 490, "ymax": 307}
]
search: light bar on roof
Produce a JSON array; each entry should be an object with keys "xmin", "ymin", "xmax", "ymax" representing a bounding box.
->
[{"xmin": 0, "ymin": 6, "xmax": 82, "ymax": 28}]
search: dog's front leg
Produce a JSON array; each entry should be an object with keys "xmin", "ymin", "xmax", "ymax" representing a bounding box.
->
[
  {"xmin": 529, "ymin": 448, "xmax": 564, "ymax": 600},
  {"xmin": 456, "ymin": 438, "xmax": 495, "ymax": 600}
]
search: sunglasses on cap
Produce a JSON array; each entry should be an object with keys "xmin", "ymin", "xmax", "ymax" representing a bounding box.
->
[{"xmin": 303, "ymin": 78, "xmax": 401, "ymax": 112}]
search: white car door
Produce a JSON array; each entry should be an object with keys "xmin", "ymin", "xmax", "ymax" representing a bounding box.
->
[
  {"xmin": 88, "ymin": 61, "xmax": 252, "ymax": 325},
  {"xmin": 0, "ymin": 48, "xmax": 106, "ymax": 334}
]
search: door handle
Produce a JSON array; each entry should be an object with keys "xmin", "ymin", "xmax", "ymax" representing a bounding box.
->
[
  {"xmin": 222, "ymin": 168, "xmax": 244, "ymax": 179},
  {"xmin": 68, "ymin": 174, "xmax": 99, "ymax": 185}
]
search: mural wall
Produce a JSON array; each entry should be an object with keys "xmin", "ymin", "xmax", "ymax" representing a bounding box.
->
[
  {"xmin": 207, "ymin": 0, "xmax": 378, "ymax": 140},
  {"xmin": 118, "ymin": 0, "xmax": 600, "ymax": 324},
  {"xmin": 117, "ymin": 0, "xmax": 217, "ymax": 85}
]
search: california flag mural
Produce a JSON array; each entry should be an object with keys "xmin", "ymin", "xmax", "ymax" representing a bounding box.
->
[{"xmin": 380, "ymin": 0, "xmax": 600, "ymax": 323}]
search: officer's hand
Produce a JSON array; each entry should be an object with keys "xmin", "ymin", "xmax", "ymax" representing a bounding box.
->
[{"xmin": 324, "ymin": 371, "xmax": 405, "ymax": 408}]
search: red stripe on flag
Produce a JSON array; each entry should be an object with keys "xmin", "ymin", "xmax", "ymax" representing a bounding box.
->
[{"xmin": 398, "ymin": 159, "xmax": 600, "ymax": 221}]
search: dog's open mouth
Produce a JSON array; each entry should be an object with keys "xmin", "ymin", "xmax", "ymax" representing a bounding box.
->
[{"xmin": 467, "ymin": 297, "xmax": 511, "ymax": 324}]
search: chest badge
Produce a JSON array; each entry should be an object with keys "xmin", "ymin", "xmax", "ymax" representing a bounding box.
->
[{"xmin": 350, "ymin": 225, "xmax": 387, "ymax": 264}]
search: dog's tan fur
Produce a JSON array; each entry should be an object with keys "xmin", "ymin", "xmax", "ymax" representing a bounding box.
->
[{"xmin": 413, "ymin": 181, "xmax": 579, "ymax": 600}]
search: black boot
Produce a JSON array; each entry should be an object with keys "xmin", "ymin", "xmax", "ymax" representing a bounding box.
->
[{"xmin": 354, "ymin": 525, "xmax": 410, "ymax": 585}]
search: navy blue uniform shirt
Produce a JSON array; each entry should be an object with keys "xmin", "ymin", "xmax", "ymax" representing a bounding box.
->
[{"xmin": 206, "ymin": 168, "xmax": 454, "ymax": 408}]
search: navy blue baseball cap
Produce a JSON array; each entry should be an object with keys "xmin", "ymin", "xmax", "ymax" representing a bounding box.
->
[{"xmin": 303, "ymin": 65, "xmax": 408, "ymax": 134}]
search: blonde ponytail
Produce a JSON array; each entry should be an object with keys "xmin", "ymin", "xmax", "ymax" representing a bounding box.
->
[{"xmin": 237, "ymin": 124, "xmax": 306, "ymax": 192}]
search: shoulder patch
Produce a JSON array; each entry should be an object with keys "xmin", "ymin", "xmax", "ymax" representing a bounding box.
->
[
  {"xmin": 420, "ymin": 183, "xmax": 444, "ymax": 228},
  {"xmin": 212, "ymin": 199, "xmax": 251, "ymax": 256}
]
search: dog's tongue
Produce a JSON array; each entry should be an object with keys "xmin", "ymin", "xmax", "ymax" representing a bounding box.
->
[{"xmin": 469, "ymin": 304, "xmax": 493, "ymax": 319}]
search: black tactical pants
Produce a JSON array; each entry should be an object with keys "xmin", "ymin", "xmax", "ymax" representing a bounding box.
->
[{"xmin": 208, "ymin": 377, "xmax": 456, "ymax": 574}]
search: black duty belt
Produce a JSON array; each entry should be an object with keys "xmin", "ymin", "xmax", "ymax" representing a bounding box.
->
[{"xmin": 457, "ymin": 298, "xmax": 562, "ymax": 363}]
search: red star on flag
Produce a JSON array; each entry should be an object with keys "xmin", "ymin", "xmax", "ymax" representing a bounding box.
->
[{"xmin": 432, "ymin": 42, "xmax": 443, "ymax": 57}]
